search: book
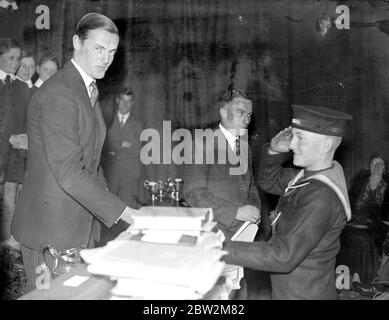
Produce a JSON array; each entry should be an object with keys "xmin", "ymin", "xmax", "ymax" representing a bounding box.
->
[
  {"xmin": 131, "ymin": 206, "xmax": 214, "ymax": 231},
  {"xmin": 231, "ymin": 221, "xmax": 258, "ymax": 242}
]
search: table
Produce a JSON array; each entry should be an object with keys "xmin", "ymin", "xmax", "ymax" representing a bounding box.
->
[
  {"xmin": 18, "ymin": 263, "xmax": 229, "ymax": 300},
  {"xmin": 19, "ymin": 264, "xmax": 114, "ymax": 300}
]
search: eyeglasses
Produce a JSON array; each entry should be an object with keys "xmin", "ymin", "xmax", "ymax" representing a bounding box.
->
[{"xmin": 371, "ymin": 161, "xmax": 385, "ymax": 167}]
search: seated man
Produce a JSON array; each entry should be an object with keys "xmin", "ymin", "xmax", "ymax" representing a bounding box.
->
[{"xmin": 183, "ymin": 89, "xmax": 261, "ymax": 239}]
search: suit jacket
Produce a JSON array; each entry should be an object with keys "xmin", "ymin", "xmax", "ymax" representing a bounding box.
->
[
  {"xmin": 0, "ymin": 79, "xmax": 14, "ymax": 182},
  {"xmin": 183, "ymin": 127, "xmax": 261, "ymax": 239},
  {"xmin": 12, "ymin": 61, "xmax": 126, "ymax": 251},
  {"xmin": 4, "ymin": 79, "xmax": 31, "ymax": 183},
  {"xmin": 103, "ymin": 112, "xmax": 143, "ymax": 163}
]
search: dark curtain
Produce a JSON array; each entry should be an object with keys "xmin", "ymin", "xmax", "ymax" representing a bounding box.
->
[{"xmin": 3, "ymin": 0, "xmax": 389, "ymax": 189}]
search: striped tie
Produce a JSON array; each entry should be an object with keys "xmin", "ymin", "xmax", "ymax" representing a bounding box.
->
[
  {"xmin": 235, "ymin": 136, "xmax": 240, "ymax": 157},
  {"xmin": 4, "ymin": 75, "xmax": 12, "ymax": 86},
  {"xmin": 89, "ymin": 81, "xmax": 98, "ymax": 107}
]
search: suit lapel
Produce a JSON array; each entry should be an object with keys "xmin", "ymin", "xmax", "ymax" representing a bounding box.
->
[
  {"xmin": 63, "ymin": 62, "xmax": 94, "ymax": 119},
  {"xmin": 94, "ymin": 101, "xmax": 106, "ymax": 158}
]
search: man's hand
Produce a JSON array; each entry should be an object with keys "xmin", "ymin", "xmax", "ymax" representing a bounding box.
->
[
  {"xmin": 236, "ymin": 205, "xmax": 260, "ymax": 223},
  {"xmin": 269, "ymin": 126, "xmax": 292, "ymax": 154},
  {"xmin": 119, "ymin": 206, "xmax": 137, "ymax": 225}
]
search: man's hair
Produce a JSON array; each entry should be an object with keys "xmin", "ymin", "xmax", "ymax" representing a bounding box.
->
[
  {"xmin": 118, "ymin": 87, "xmax": 135, "ymax": 99},
  {"xmin": 21, "ymin": 49, "xmax": 35, "ymax": 60},
  {"xmin": 38, "ymin": 52, "xmax": 60, "ymax": 68},
  {"xmin": 75, "ymin": 13, "xmax": 118, "ymax": 41},
  {"xmin": 0, "ymin": 37, "xmax": 20, "ymax": 56},
  {"xmin": 219, "ymin": 88, "xmax": 250, "ymax": 109}
]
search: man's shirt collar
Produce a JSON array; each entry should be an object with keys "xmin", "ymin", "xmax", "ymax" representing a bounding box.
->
[
  {"xmin": 34, "ymin": 78, "xmax": 44, "ymax": 88},
  {"xmin": 118, "ymin": 111, "xmax": 130, "ymax": 124},
  {"xmin": 0, "ymin": 69, "xmax": 16, "ymax": 82},
  {"xmin": 219, "ymin": 123, "xmax": 238, "ymax": 152},
  {"xmin": 16, "ymin": 76, "xmax": 33, "ymax": 88},
  {"xmin": 71, "ymin": 58, "xmax": 95, "ymax": 95}
]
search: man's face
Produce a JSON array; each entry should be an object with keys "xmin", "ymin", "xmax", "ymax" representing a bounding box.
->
[
  {"xmin": 289, "ymin": 128, "xmax": 326, "ymax": 170},
  {"xmin": 0, "ymin": 47, "xmax": 21, "ymax": 74},
  {"xmin": 17, "ymin": 56, "xmax": 36, "ymax": 81},
  {"xmin": 221, "ymin": 97, "xmax": 253, "ymax": 134},
  {"xmin": 37, "ymin": 60, "xmax": 58, "ymax": 81},
  {"xmin": 73, "ymin": 29, "xmax": 119, "ymax": 79},
  {"xmin": 117, "ymin": 94, "xmax": 134, "ymax": 114}
]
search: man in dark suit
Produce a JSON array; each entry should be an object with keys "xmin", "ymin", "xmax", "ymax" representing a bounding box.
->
[
  {"xmin": 183, "ymin": 89, "xmax": 261, "ymax": 239},
  {"xmin": 183, "ymin": 89, "xmax": 261, "ymax": 299},
  {"xmin": 99, "ymin": 88, "xmax": 144, "ymax": 245},
  {"xmin": 11, "ymin": 13, "xmax": 135, "ymax": 293}
]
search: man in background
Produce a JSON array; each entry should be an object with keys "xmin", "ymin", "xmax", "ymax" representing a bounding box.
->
[
  {"xmin": 99, "ymin": 88, "xmax": 144, "ymax": 245},
  {"xmin": 0, "ymin": 38, "xmax": 29, "ymax": 249},
  {"xmin": 184, "ymin": 89, "xmax": 261, "ymax": 238},
  {"xmin": 33, "ymin": 53, "xmax": 59, "ymax": 89},
  {"xmin": 16, "ymin": 49, "xmax": 36, "ymax": 88},
  {"xmin": 183, "ymin": 89, "xmax": 261, "ymax": 299}
]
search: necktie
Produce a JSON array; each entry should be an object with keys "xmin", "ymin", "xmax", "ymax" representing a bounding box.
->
[
  {"xmin": 235, "ymin": 136, "xmax": 240, "ymax": 157},
  {"xmin": 4, "ymin": 75, "xmax": 12, "ymax": 86},
  {"xmin": 89, "ymin": 81, "xmax": 98, "ymax": 107}
]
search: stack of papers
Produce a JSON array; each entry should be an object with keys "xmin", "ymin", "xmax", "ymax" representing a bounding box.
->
[
  {"xmin": 80, "ymin": 207, "xmax": 227, "ymax": 299},
  {"xmin": 128, "ymin": 206, "xmax": 217, "ymax": 244},
  {"xmin": 80, "ymin": 240, "xmax": 226, "ymax": 299}
]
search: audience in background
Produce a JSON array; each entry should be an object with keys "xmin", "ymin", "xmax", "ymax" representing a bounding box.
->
[
  {"xmin": 337, "ymin": 153, "xmax": 389, "ymax": 296},
  {"xmin": 183, "ymin": 89, "xmax": 261, "ymax": 299}
]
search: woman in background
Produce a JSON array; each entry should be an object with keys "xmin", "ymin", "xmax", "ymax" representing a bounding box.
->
[{"xmin": 337, "ymin": 153, "xmax": 389, "ymax": 295}]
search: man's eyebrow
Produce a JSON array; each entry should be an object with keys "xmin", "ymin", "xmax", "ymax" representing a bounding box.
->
[{"xmin": 236, "ymin": 108, "xmax": 252, "ymax": 114}]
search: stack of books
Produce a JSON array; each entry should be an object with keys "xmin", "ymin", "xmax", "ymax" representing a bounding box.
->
[{"xmin": 80, "ymin": 206, "xmax": 226, "ymax": 299}]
